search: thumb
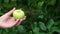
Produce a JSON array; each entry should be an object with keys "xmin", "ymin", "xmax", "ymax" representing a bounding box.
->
[{"xmin": 4, "ymin": 8, "xmax": 15, "ymax": 16}]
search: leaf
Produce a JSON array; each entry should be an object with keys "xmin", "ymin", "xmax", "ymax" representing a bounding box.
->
[
  {"xmin": 31, "ymin": 22, "xmax": 38, "ymax": 29},
  {"xmin": 39, "ymin": 22, "xmax": 47, "ymax": 31},
  {"xmin": 37, "ymin": 1, "xmax": 44, "ymax": 8},
  {"xmin": 0, "ymin": 12, "xmax": 4, "ymax": 15},
  {"xmin": 0, "ymin": 29, "xmax": 2, "ymax": 34},
  {"xmin": 47, "ymin": 0, "xmax": 56, "ymax": 6},
  {"xmin": 54, "ymin": 20, "xmax": 60, "ymax": 25},
  {"xmin": 10, "ymin": 27, "xmax": 16, "ymax": 32},
  {"xmin": 28, "ymin": 0, "xmax": 37, "ymax": 8},
  {"xmin": 33, "ymin": 27, "xmax": 40, "ymax": 34},
  {"xmin": 39, "ymin": 32, "xmax": 46, "ymax": 34},
  {"xmin": 29, "ymin": 31, "xmax": 32, "ymax": 34},
  {"xmin": 4, "ymin": 29, "xmax": 9, "ymax": 33},
  {"xmin": 0, "ymin": 0, "xmax": 2, "ymax": 3},
  {"xmin": 4, "ymin": 0, "xmax": 9, "ymax": 3},
  {"xmin": 17, "ymin": 25, "xmax": 26, "ymax": 33},
  {"xmin": 34, "ymin": 22, "xmax": 37, "ymax": 27},
  {"xmin": 47, "ymin": 19, "xmax": 54, "ymax": 30},
  {"xmin": 8, "ymin": 32, "xmax": 17, "ymax": 34},
  {"xmin": 48, "ymin": 26, "xmax": 60, "ymax": 34},
  {"xmin": 52, "ymin": 27, "xmax": 60, "ymax": 33},
  {"xmin": 0, "ymin": 4, "xmax": 3, "ymax": 8},
  {"xmin": 38, "ymin": 15, "xmax": 44, "ymax": 19}
]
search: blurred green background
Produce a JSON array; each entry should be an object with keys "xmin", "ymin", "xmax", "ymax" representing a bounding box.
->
[{"xmin": 0, "ymin": 0, "xmax": 60, "ymax": 34}]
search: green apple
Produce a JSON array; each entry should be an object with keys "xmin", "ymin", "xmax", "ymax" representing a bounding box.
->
[{"xmin": 13, "ymin": 9, "xmax": 25, "ymax": 20}]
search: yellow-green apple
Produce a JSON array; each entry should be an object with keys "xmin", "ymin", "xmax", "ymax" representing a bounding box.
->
[{"xmin": 13, "ymin": 9, "xmax": 25, "ymax": 20}]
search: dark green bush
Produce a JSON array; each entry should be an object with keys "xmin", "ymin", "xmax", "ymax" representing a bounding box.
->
[{"xmin": 0, "ymin": 0, "xmax": 60, "ymax": 34}]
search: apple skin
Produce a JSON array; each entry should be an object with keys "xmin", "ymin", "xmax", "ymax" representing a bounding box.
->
[{"xmin": 13, "ymin": 9, "xmax": 25, "ymax": 20}]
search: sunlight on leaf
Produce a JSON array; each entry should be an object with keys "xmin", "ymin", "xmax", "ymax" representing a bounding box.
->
[
  {"xmin": 39, "ymin": 22, "xmax": 47, "ymax": 31},
  {"xmin": 47, "ymin": 19, "xmax": 55, "ymax": 31}
]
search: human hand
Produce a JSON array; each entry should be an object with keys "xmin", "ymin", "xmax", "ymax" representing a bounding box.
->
[{"xmin": 0, "ymin": 8, "xmax": 26, "ymax": 28}]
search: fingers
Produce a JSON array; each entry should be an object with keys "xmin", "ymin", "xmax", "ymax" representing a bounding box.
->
[
  {"xmin": 7, "ymin": 17, "xmax": 15, "ymax": 23},
  {"xmin": 0, "ymin": 17, "xmax": 19, "ymax": 28},
  {"xmin": 4, "ymin": 8, "xmax": 15, "ymax": 16},
  {"xmin": 0, "ymin": 8, "xmax": 15, "ymax": 21},
  {"xmin": 16, "ymin": 19, "xmax": 23, "ymax": 26},
  {"xmin": 7, "ymin": 19, "xmax": 19, "ymax": 28},
  {"xmin": 0, "ymin": 16, "xmax": 26, "ymax": 28},
  {"xmin": 0, "ymin": 16, "xmax": 11, "ymax": 22},
  {"xmin": 16, "ymin": 16, "xmax": 26, "ymax": 26},
  {"xmin": 7, "ymin": 17, "xmax": 19, "ymax": 25},
  {"xmin": 0, "ymin": 8, "xmax": 15, "ymax": 20},
  {"xmin": 23, "ymin": 16, "xmax": 26, "ymax": 20}
]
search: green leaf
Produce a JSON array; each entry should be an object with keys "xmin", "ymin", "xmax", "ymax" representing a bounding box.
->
[
  {"xmin": 38, "ymin": 32, "xmax": 46, "ymax": 34},
  {"xmin": 33, "ymin": 27, "xmax": 40, "ymax": 34},
  {"xmin": 37, "ymin": 1, "xmax": 44, "ymax": 8},
  {"xmin": 11, "ymin": 27, "xmax": 16, "ymax": 32},
  {"xmin": 33, "ymin": 32, "xmax": 46, "ymax": 34},
  {"xmin": 38, "ymin": 15, "xmax": 44, "ymax": 19},
  {"xmin": 39, "ymin": 22, "xmax": 47, "ymax": 31},
  {"xmin": 28, "ymin": 0, "xmax": 37, "ymax": 8},
  {"xmin": 0, "ymin": 12, "xmax": 4, "ymax": 15},
  {"xmin": 0, "ymin": 4, "xmax": 3, "ymax": 8},
  {"xmin": 17, "ymin": 25, "xmax": 26, "ymax": 33},
  {"xmin": 0, "ymin": 0, "xmax": 2, "ymax": 3},
  {"xmin": 48, "ymin": 26, "xmax": 60, "ymax": 34},
  {"xmin": 4, "ymin": 0, "xmax": 9, "ymax": 3},
  {"xmin": 34, "ymin": 22, "xmax": 37, "ymax": 27},
  {"xmin": 0, "ymin": 29, "xmax": 2, "ymax": 34},
  {"xmin": 54, "ymin": 20, "xmax": 60, "ymax": 25},
  {"xmin": 4, "ymin": 29, "xmax": 9, "ymax": 33},
  {"xmin": 47, "ymin": 19, "xmax": 54, "ymax": 30},
  {"xmin": 31, "ymin": 22, "xmax": 37, "ymax": 29},
  {"xmin": 52, "ymin": 26, "xmax": 60, "ymax": 33},
  {"xmin": 47, "ymin": 0, "xmax": 56, "ymax": 6},
  {"xmin": 29, "ymin": 31, "xmax": 32, "ymax": 34}
]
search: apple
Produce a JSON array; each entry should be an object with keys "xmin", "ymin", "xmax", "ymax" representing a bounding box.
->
[{"xmin": 13, "ymin": 9, "xmax": 25, "ymax": 20}]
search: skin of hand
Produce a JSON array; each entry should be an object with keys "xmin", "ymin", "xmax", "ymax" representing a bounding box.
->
[{"xmin": 0, "ymin": 8, "xmax": 26, "ymax": 28}]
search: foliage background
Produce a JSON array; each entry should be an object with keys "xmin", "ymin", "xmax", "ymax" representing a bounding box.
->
[{"xmin": 0, "ymin": 0, "xmax": 60, "ymax": 34}]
